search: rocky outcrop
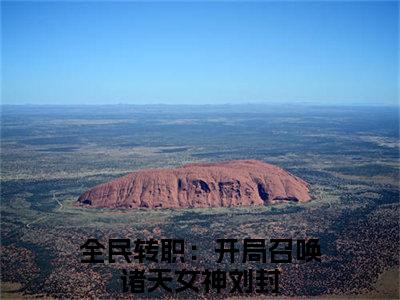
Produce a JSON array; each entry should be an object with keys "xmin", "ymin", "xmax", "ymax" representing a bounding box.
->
[{"xmin": 77, "ymin": 160, "xmax": 311, "ymax": 209}]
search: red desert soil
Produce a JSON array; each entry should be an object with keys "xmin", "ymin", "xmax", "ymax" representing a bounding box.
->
[{"xmin": 77, "ymin": 160, "xmax": 311, "ymax": 209}]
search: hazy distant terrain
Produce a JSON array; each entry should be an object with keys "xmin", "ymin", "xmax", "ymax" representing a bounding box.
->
[{"xmin": 1, "ymin": 104, "xmax": 399, "ymax": 298}]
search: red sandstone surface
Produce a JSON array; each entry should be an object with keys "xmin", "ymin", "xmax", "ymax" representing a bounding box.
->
[{"xmin": 77, "ymin": 160, "xmax": 311, "ymax": 209}]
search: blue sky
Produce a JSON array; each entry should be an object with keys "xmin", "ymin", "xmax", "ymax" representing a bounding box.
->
[{"xmin": 1, "ymin": 1, "xmax": 398, "ymax": 105}]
